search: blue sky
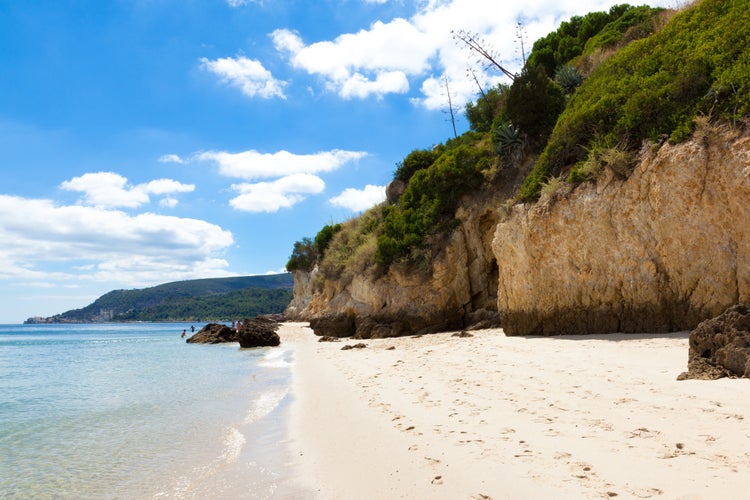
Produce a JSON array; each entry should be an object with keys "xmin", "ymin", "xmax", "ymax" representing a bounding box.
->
[{"xmin": 0, "ymin": 0, "xmax": 671, "ymax": 323}]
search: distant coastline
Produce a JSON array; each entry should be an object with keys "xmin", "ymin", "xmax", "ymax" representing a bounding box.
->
[{"xmin": 25, "ymin": 274, "xmax": 293, "ymax": 324}]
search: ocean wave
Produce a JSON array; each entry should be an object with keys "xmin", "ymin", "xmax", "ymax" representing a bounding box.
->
[
  {"xmin": 257, "ymin": 346, "xmax": 293, "ymax": 368},
  {"xmin": 243, "ymin": 388, "xmax": 289, "ymax": 425},
  {"xmin": 221, "ymin": 426, "xmax": 246, "ymax": 464}
]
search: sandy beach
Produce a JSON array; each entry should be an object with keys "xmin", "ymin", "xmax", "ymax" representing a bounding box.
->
[{"xmin": 279, "ymin": 322, "xmax": 749, "ymax": 499}]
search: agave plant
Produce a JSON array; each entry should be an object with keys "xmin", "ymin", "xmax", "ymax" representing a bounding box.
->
[
  {"xmin": 555, "ymin": 65, "xmax": 583, "ymax": 94},
  {"xmin": 493, "ymin": 121, "xmax": 526, "ymax": 163}
]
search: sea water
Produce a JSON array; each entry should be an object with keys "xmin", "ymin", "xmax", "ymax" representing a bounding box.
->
[{"xmin": 0, "ymin": 323, "xmax": 308, "ymax": 499}]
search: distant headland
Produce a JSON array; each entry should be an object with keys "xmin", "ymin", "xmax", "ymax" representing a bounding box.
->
[{"xmin": 25, "ymin": 274, "xmax": 293, "ymax": 324}]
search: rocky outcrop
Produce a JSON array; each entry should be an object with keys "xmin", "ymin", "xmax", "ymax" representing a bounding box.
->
[
  {"xmin": 679, "ymin": 303, "xmax": 750, "ymax": 380},
  {"xmin": 289, "ymin": 127, "xmax": 749, "ymax": 338},
  {"xmin": 494, "ymin": 127, "xmax": 750, "ymax": 335},
  {"xmin": 386, "ymin": 179, "xmax": 407, "ymax": 205},
  {"xmin": 186, "ymin": 323, "xmax": 237, "ymax": 344},
  {"xmin": 294, "ymin": 191, "xmax": 502, "ymax": 338},
  {"xmin": 284, "ymin": 270, "xmax": 316, "ymax": 320},
  {"xmin": 237, "ymin": 316, "xmax": 281, "ymax": 348}
]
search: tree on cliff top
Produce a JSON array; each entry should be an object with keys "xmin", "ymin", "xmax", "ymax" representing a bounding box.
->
[{"xmin": 286, "ymin": 237, "xmax": 316, "ymax": 272}]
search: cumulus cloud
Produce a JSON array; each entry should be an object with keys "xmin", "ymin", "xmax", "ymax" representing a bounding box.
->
[
  {"xmin": 272, "ymin": 18, "xmax": 433, "ymax": 99},
  {"xmin": 229, "ymin": 173, "xmax": 325, "ymax": 212},
  {"xmin": 0, "ymin": 194, "xmax": 234, "ymax": 286},
  {"xmin": 265, "ymin": 0, "xmax": 656, "ymax": 107},
  {"xmin": 60, "ymin": 172, "xmax": 195, "ymax": 209},
  {"xmin": 329, "ymin": 184, "xmax": 386, "ymax": 212},
  {"xmin": 200, "ymin": 55, "xmax": 287, "ymax": 99},
  {"xmin": 196, "ymin": 148, "xmax": 368, "ymax": 180}
]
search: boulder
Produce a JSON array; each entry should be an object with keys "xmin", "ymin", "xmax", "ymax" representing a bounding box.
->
[
  {"xmin": 237, "ymin": 316, "xmax": 281, "ymax": 348},
  {"xmin": 309, "ymin": 313, "xmax": 356, "ymax": 338},
  {"xmin": 680, "ymin": 303, "xmax": 750, "ymax": 380},
  {"xmin": 186, "ymin": 323, "xmax": 237, "ymax": 344},
  {"xmin": 385, "ymin": 179, "xmax": 406, "ymax": 205}
]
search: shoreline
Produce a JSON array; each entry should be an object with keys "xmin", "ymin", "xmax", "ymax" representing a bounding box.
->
[{"xmin": 279, "ymin": 322, "xmax": 749, "ymax": 499}]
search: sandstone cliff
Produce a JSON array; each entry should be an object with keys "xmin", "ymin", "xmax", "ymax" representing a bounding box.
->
[
  {"xmin": 287, "ymin": 127, "xmax": 750, "ymax": 338},
  {"xmin": 285, "ymin": 194, "xmax": 501, "ymax": 338},
  {"xmin": 495, "ymin": 127, "xmax": 750, "ymax": 335}
]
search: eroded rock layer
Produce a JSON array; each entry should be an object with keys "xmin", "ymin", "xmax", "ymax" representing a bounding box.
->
[{"xmin": 494, "ymin": 129, "xmax": 750, "ymax": 335}]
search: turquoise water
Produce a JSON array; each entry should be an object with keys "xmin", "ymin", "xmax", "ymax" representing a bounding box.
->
[{"xmin": 0, "ymin": 323, "xmax": 305, "ymax": 499}]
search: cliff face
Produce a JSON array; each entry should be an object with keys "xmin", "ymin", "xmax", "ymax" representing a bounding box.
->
[
  {"xmin": 494, "ymin": 128, "xmax": 750, "ymax": 335},
  {"xmin": 290, "ymin": 127, "xmax": 750, "ymax": 337},
  {"xmin": 287, "ymin": 196, "xmax": 501, "ymax": 338}
]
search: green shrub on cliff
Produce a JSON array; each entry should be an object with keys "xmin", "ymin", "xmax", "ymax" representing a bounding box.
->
[
  {"xmin": 527, "ymin": 4, "xmax": 664, "ymax": 78},
  {"xmin": 286, "ymin": 223, "xmax": 344, "ymax": 273},
  {"xmin": 394, "ymin": 148, "xmax": 439, "ymax": 183},
  {"xmin": 317, "ymin": 205, "xmax": 386, "ymax": 284},
  {"xmin": 375, "ymin": 143, "xmax": 492, "ymax": 268},
  {"xmin": 286, "ymin": 237, "xmax": 316, "ymax": 272},
  {"xmin": 465, "ymin": 84, "xmax": 509, "ymax": 133},
  {"xmin": 520, "ymin": 0, "xmax": 750, "ymax": 201},
  {"xmin": 503, "ymin": 64, "xmax": 566, "ymax": 150}
]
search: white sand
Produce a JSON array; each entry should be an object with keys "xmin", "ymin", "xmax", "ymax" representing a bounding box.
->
[{"xmin": 280, "ymin": 322, "xmax": 750, "ymax": 499}]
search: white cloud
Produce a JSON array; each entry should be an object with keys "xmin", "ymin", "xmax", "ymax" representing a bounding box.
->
[
  {"xmin": 200, "ymin": 55, "xmax": 287, "ymax": 99},
  {"xmin": 272, "ymin": 18, "xmax": 434, "ymax": 99},
  {"xmin": 339, "ymin": 71, "xmax": 409, "ymax": 99},
  {"xmin": 159, "ymin": 154, "xmax": 185, "ymax": 164},
  {"xmin": 229, "ymin": 174, "xmax": 325, "ymax": 212},
  {"xmin": 0, "ymin": 194, "xmax": 234, "ymax": 286},
  {"xmin": 267, "ymin": 0, "xmax": 666, "ymax": 107},
  {"xmin": 60, "ymin": 172, "xmax": 195, "ymax": 209},
  {"xmin": 61, "ymin": 172, "xmax": 148, "ymax": 208},
  {"xmin": 329, "ymin": 184, "xmax": 386, "ymax": 212},
  {"xmin": 141, "ymin": 178, "xmax": 195, "ymax": 196},
  {"xmin": 196, "ymin": 148, "xmax": 368, "ymax": 180}
]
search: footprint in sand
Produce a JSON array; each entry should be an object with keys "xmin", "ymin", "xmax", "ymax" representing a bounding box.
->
[
  {"xmin": 629, "ymin": 487, "xmax": 664, "ymax": 498},
  {"xmin": 573, "ymin": 462, "xmax": 593, "ymax": 479},
  {"xmin": 658, "ymin": 442, "xmax": 695, "ymax": 459},
  {"xmin": 627, "ymin": 427, "xmax": 661, "ymax": 439}
]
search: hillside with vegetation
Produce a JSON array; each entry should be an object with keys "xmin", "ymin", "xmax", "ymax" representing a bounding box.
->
[
  {"xmin": 26, "ymin": 274, "xmax": 294, "ymax": 323},
  {"xmin": 285, "ymin": 0, "xmax": 750, "ymax": 338}
]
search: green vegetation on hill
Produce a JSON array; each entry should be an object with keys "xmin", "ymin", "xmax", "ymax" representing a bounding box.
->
[
  {"xmin": 287, "ymin": 0, "xmax": 750, "ymax": 284},
  {"xmin": 522, "ymin": 0, "xmax": 750, "ymax": 200},
  {"xmin": 29, "ymin": 274, "xmax": 294, "ymax": 323},
  {"xmin": 528, "ymin": 4, "xmax": 665, "ymax": 78},
  {"xmin": 114, "ymin": 287, "xmax": 293, "ymax": 322}
]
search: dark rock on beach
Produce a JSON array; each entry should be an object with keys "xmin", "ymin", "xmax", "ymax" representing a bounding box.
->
[
  {"xmin": 186, "ymin": 323, "xmax": 238, "ymax": 344},
  {"xmin": 310, "ymin": 313, "xmax": 356, "ymax": 338},
  {"xmin": 237, "ymin": 316, "xmax": 281, "ymax": 348},
  {"xmin": 679, "ymin": 303, "xmax": 750, "ymax": 380},
  {"xmin": 341, "ymin": 343, "xmax": 367, "ymax": 350},
  {"xmin": 452, "ymin": 331, "xmax": 474, "ymax": 338}
]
